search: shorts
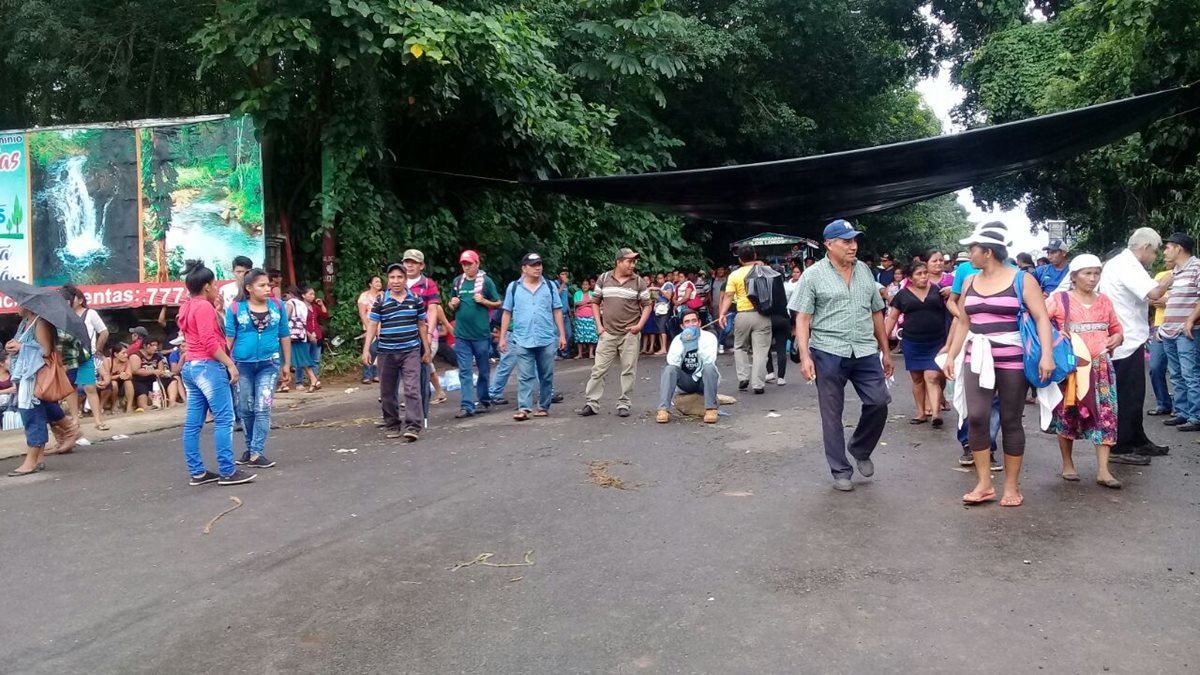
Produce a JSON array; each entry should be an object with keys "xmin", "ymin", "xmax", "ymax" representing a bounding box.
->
[
  {"xmin": 133, "ymin": 377, "xmax": 157, "ymax": 398},
  {"xmin": 76, "ymin": 358, "xmax": 98, "ymax": 386},
  {"xmin": 19, "ymin": 401, "xmax": 66, "ymax": 448}
]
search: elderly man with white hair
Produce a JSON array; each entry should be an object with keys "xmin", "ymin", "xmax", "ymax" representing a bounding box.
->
[{"xmin": 1098, "ymin": 227, "xmax": 1175, "ymax": 464}]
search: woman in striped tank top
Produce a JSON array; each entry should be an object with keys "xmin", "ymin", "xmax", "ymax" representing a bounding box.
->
[{"xmin": 944, "ymin": 222, "xmax": 1055, "ymax": 507}]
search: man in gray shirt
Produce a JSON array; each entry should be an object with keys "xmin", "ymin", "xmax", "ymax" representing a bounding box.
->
[{"xmin": 791, "ymin": 219, "xmax": 894, "ymax": 491}]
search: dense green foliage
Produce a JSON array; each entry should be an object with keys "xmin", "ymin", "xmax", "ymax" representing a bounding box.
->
[{"xmin": 949, "ymin": 0, "xmax": 1200, "ymax": 253}]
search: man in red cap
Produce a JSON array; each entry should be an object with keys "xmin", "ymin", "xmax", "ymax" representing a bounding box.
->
[{"xmin": 449, "ymin": 250, "xmax": 502, "ymax": 417}]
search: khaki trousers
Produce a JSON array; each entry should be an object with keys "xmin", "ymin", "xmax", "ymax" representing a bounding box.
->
[
  {"xmin": 584, "ymin": 331, "xmax": 641, "ymax": 410},
  {"xmin": 733, "ymin": 311, "xmax": 772, "ymax": 390}
]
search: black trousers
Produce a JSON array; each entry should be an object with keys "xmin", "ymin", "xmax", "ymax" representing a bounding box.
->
[
  {"xmin": 1112, "ymin": 343, "xmax": 1151, "ymax": 452},
  {"xmin": 764, "ymin": 314, "xmax": 791, "ymax": 379}
]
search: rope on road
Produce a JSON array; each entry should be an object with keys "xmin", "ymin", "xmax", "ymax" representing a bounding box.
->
[
  {"xmin": 202, "ymin": 496, "xmax": 243, "ymax": 534},
  {"xmin": 449, "ymin": 550, "xmax": 535, "ymax": 571}
]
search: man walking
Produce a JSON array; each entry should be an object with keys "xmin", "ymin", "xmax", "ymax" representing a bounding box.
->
[
  {"xmin": 450, "ymin": 250, "xmax": 501, "ymax": 418},
  {"xmin": 719, "ymin": 245, "xmax": 772, "ymax": 394},
  {"xmin": 580, "ymin": 248, "xmax": 652, "ymax": 418},
  {"xmin": 1100, "ymin": 227, "xmax": 1174, "ymax": 464},
  {"xmin": 500, "ymin": 253, "xmax": 566, "ymax": 420},
  {"xmin": 362, "ymin": 263, "xmax": 431, "ymax": 442},
  {"xmin": 655, "ymin": 310, "xmax": 722, "ymax": 424},
  {"xmin": 1158, "ymin": 233, "xmax": 1200, "ymax": 431},
  {"xmin": 792, "ymin": 220, "xmax": 894, "ymax": 491}
]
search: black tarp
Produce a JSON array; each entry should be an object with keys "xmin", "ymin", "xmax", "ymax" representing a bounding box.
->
[{"xmin": 529, "ymin": 85, "xmax": 1195, "ymax": 226}]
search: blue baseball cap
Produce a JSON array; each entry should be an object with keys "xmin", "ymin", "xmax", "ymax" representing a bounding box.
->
[{"xmin": 823, "ymin": 219, "xmax": 863, "ymax": 240}]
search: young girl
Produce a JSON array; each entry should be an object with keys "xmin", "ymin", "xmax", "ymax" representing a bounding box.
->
[
  {"xmin": 177, "ymin": 260, "xmax": 255, "ymax": 486},
  {"xmin": 227, "ymin": 268, "xmax": 292, "ymax": 469},
  {"xmin": 284, "ymin": 286, "xmax": 317, "ymax": 392},
  {"xmin": 1046, "ymin": 254, "xmax": 1123, "ymax": 489}
]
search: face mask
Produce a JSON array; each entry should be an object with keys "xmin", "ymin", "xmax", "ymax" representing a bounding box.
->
[{"xmin": 681, "ymin": 326, "xmax": 700, "ymax": 341}]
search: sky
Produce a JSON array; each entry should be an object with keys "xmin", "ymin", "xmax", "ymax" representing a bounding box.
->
[{"xmin": 916, "ymin": 67, "xmax": 1049, "ymax": 257}]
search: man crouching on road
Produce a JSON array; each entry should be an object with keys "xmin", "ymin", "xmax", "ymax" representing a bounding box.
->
[
  {"xmin": 792, "ymin": 219, "xmax": 893, "ymax": 492},
  {"xmin": 656, "ymin": 310, "xmax": 721, "ymax": 424}
]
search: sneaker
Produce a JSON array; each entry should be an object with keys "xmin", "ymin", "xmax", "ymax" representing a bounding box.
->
[
  {"xmin": 777, "ymin": 378, "xmax": 786, "ymax": 386},
  {"xmin": 455, "ymin": 409, "xmax": 475, "ymax": 419},
  {"xmin": 718, "ymin": 345, "xmax": 725, "ymax": 355},
  {"xmin": 578, "ymin": 406, "xmax": 598, "ymax": 417},
  {"xmin": 738, "ymin": 380, "xmax": 749, "ymax": 391},
  {"xmin": 703, "ymin": 409, "xmax": 719, "ymax": 424},
  {"xmin": 492, "ymin": 397, "xmax": 510, "ymax": 406},
  {"xmin": 617, "ymin": 407, "xmax": 631, "ymax": 418},
  {"xmin": 958, "ymin": 447, "xmax": 974, "ymax": 466},
  {"xmin": 989, "ymin": 454, "xmax": 1003, "ymax": 472},
  {"xmin": 833, "ymin": 478, "xmax": 854, "ymax": 492},
  {"xmin": 236, "ymin": 451, "xmax": 252, "ymax": 465},
  {"xmin": 218, "ymin": 469, "xmax": 257, "ymax": 486},
  {"xmin": 402, "ymin": 428, "xmax": 420, "ymax": 442},
  {"xmin": 857, "ymin": 458, "xmax": 875, "ymax": 477},
  {"xmin": 385, "ymin": 427, "xmax": 404, "ymax": 439},
  {"xmin": 189, "ymin": 470, "xmax": 220, "ymax": 486},
  {"xmin": 656, "ymin": 410, "xmax": 670, "ymax": 424},
  {"xmin": 552, "ymin": 392, "xmax": 565, "ymax": 404},
  {"xmin": 1110, "ymin": 453, "xmax": 1151, "ymax": 466},
  {"xmin": 765, "ymin": 373, "xmax": 776, "ymax": 383},
  {"xmin": 753, "ymin": 388, "xmax": 765, "ymax": 395},
  {"xmin": 248, "ymin": 455, "xmax": 276, "ymax": 468}
]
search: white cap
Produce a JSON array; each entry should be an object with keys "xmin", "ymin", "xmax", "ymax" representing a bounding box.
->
[
  {"xmin": 959, "ymin": 221, "xmax": 1012, "ymax": 248},
  {"xmin": 1068, "ymin": 253, "xmax": 1103, "ymax": 272}
]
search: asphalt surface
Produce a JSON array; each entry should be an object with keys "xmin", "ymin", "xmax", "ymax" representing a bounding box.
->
[{"xmin": 2, "ymin": 355, "xmax": 1198, "ymax": 674}]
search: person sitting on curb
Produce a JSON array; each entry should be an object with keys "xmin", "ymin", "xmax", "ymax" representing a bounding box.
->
[{"xmin": 656, "ymin": 310, "xmax": 722, "ymax": 424}]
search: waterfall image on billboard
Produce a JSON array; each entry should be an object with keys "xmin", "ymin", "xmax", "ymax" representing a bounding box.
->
[{"xmin": 29, "ymin": 128, "xmax": 140, "ymax": 286}]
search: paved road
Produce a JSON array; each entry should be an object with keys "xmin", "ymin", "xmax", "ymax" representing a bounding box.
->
[{"xmin": 2, "ymin": 356, "xmax": 1197, "ymax": 674}]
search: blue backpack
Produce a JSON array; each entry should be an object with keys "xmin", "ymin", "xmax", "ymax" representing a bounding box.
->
[{"xmin": 1014, "ymin": 272, "xmax": 1076, "ymax": 388}]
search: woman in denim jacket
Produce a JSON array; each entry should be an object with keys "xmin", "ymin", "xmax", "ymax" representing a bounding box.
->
[{"xmin": 226, "ymin": 268, "xmax": 292, "ymax": 469}]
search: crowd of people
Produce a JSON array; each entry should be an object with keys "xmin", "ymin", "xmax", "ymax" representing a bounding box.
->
[{"xmin": 5, "ymin": 221, "xmax": 1191, "ymax": 509}]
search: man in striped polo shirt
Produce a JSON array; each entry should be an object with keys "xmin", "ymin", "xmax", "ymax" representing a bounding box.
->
[
  {"xmin": 1159, "ymin": 233, "xmax": 1200, "ymax": 431},
  {"xmin": 580, "ymin": 248, "xmax": 652, "ymax": 417},
  {"xmin": 362, "ymin": 263, "xmax": 431, "ymax": 441}
]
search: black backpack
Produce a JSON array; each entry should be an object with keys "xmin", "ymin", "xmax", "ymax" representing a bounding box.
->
[{"xmin": 745, "ymin": 264, "xmax": 782, "ymax": 316}]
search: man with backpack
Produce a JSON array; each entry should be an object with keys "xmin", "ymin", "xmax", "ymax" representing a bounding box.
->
[
  {"xmin": 449, "ymin": 250, "xmax": 501, "ymax": 418},
  {"xmin": 791, "ymin": 220, "xmax": 893, "ymax": 492},
  {"xmin": 580, "ymin": 248, "xmax": 652, "ymax": 417},
  {"xmin": 718, "ymin": 245, "xmax": 773, "ymax": 394}
]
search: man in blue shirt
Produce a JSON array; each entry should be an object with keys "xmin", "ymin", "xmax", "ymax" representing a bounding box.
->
[
  {"xmin": 362, "ymin": 263, "xmax": 431, "ymax": 441},
  {"xmin": 1033, "ymin": 239, "xmax": 1070, "ymax": 294},
  {"xmin": 500, "ymin": 253, "xmax": 566, "ymax": 420}
]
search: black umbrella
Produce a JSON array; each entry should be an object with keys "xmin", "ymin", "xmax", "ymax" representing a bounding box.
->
[{"xmin": 0, "ymin": 280, "xmax": 91, "ymax": 348}]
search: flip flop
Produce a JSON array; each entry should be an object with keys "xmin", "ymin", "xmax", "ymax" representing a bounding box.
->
[
  {"xmin": 962, "ymin": 488, "xmax": 996, "ymax": 504},
  {"xmin": 909, "ymin": 418, "xmax": 928, "ymax": 425},
  {"xmin": 1058, "ymin": 471, "xmax": 1081, "ymax": 482},
  {"xmin": 513, "ymin": 411, "xmax": 530, "ymax": 421},
  {"xmin": 1096, "ymin": 477, "xmax": 1123, "ymax": 489},
  {"xmin": 533, "ymin": 410, "xmax": 549, "ymax": 417},
  {"xmin": 432, "ymin": 395, "xmax": 447, "ymax": 405},
  {"xmin": 7, "ymin": 467, "xmax": 41, "ymax": 477},
  {"xmin": 95, "ymin": 423, "xmax": 111, "ymax": 431},
  {"xmin": 1000, "ymin": 492, "xmax": 1024, "ymax": 507}
]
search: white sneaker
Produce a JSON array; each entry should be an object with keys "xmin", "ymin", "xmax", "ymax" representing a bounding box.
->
[
  {"xmin": 777, "ymin": 378, "xmax": 786, "ymax": 386},
  {"xmin": 718, "ymin": 345, "xmax": 725, "ymax": 355},
  {"xmin": 765, "ymin": 373, "xmax": 776, "ymax": 383}
]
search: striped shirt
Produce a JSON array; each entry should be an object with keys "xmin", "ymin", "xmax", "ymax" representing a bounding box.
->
[
  {"xmin": 789, "ymin": 258, "xmax": 885, "ymax": 358},
  {"xmin": 964, "ymin": 278, "xmax": 1023, "ymax": 370},
  {"xmin": 369, "ymin": 291, "xmax": 427, "ymax": 352},
  {"xmin": 1159, "ymin": 256, "xmax": 1200, "ymax": 339},
  {"xmin": 593, "ymin": 271, "xmax": 651, "ymax": 335}
]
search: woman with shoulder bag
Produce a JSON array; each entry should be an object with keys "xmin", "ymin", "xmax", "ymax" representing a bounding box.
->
[
  {"xmin": 227, "ymin": 269, "xmax": 292, "ymax": 469},
  {"xmin": 6, "ymin": 309, "xmax": 80, "ymax": 476}
]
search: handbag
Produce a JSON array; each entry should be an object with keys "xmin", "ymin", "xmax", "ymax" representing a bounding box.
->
[
  {"xmin": 1014, "ymin": 272, "xmax": 1075, "ymax": 388},
  {"xmin": 35, "ymin": 352, "xmax": 76, "ymax": 403}
]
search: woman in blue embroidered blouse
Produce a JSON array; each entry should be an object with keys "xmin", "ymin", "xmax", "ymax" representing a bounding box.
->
[{"xmin": 226, "ymin": 268, "xmax": 292, "ymax": 469}]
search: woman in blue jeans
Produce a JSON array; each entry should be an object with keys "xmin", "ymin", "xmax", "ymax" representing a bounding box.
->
[
  {"xmin": 177, "ymin": 260, "xmax": 256, "ymax": 486},
  {"xmin": 227, "ymin": 268, "xmax": 292, "ymax": 469}
]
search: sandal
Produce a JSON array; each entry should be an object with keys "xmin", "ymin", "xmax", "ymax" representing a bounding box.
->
[
  {"xmin": 1058, "ymin": 471, "xmax": 1080, "ymax": 482},
  {"xmin": 432, "ymin": 395, "xmax": 447, "ymax": 405},
  {"xmin": 310, "ymin": 380, "xmax": 322, "ymax": 391},
  {"xmin": 278, "ymin": 384, "xmax": 291, "ymax": 393},
  {"xmin": 909, "ymin": 417, "xmax": 928, "ymax": 425},
  {"xmin": 95, "ymin": 423, "xmax": 111, "ymax": 431},
  {"xmin": 533, "ymin": 410, "xmax": 549, "ymax": 417},
  {"xmin": 999, "ymin": 492, "xmax": 1024, "ymax": 507},
  {"xmin": 513, "ymin": 411, "xmax": 530, "ymax": 421},
  {"xmin": 962, "ymin": 488, "xmax": 996, "ymax": 504},
  {"xmin": 1096, "ymin": 477, "xmax": 1123, "ymax": 489}
]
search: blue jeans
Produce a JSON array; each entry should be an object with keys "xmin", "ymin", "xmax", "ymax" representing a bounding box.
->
[
  {"xmin": 658, "ymin": 363, "xmax": 719, "ymax": 410},
  {"xmin": 454, "ymin": 338, "xmax": 492, "ymax": 413},
  {"xmin": 1163, "ymin": 334, "xmax": 1200, "ymax": 422},
  {"xmin": 361, "ymin": 339, "xmax": 379, "ymax": 381},
  {"xmin": 236, "ymin": 360, "xmax": 281, "ymax": 457},
  {"xmin": 957, "ymin": 394, "xmax": 1001, "ymax": 451},
  {"xmin": 489, "ymin": 345, "xmax": 518, "ymax": 401},
  {"xmin": 515, "ymin": 343, "xmax": 556, "ymax": 412},
  {"xmin": 1148, "ymin": 336, "xmax": 1172, "ymax": 412},
  {"xmin": 559, "ymin": 316, "xmax": 574, "ymax": 358},
  {"xmin": 182, "ymin": 360, "xmax": 236, "ymax": 477},
  {"xmin": 718, "ymin": 311, "xmax": 736, "ymax": 346},
  {"xmin": 297, "ymin": 343, "xmax": 323, "ymax": 384}
]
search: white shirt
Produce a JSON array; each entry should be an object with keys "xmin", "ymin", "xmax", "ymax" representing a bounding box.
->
[
  {"xmin": 666, "ymin": 330, "xmax": 720, "ymax": 382},
  {"xmin": 219, "ymin": 281, "xmax": 240, "ymax": 310},
  {"xmin": 1099, "ymin": 248, "xmax": 1158, "ymax": 360},
  {"xmin": 82, "ymin": 308, "xmax": 108, "ymax": 352},
  {"xmin": 783, "ymin": 278, "xmax": 801, "ymax": 301}
]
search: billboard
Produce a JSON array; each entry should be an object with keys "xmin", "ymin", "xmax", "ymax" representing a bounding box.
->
[{"xmin": 0, "ymin": 116, "xmax": 264, "ymax": 312}]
